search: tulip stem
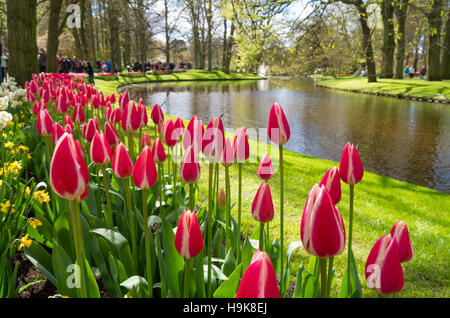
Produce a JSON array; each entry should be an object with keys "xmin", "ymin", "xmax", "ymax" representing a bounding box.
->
[
  {"xmin": 161, "ymin": 163, "xmax": 165, "ymax": 216},
  {"xmin": 225, "ymin": 165, "xmax": 231, "ymax": 252},
  {"xmin": 327, "ymin": 256, "xmax": 334, "ymax": 297},
  {"xmin": 237, "ymin": 163, "xmax": 243, "ymax": 261},
  {"xmin": 101, "ymin": 165, "xmax": 113, "ymax": 228},
  {"xmin": 172, "ymin": 148, "xmax": 177, "ymax": 212},
  {"xmin": 189, "ymin": 182, "xmax": 194, "ymax": 211},
  {"xmin": 142, "ymin": 189, "xmax": 153, "ymax": 297},
  {"xmin": 259, "ymin": 222, "xmax": 265, "ymax": 251},
  {"xmin": 184, "ymin": 257, "xmax": 191, "ymax": 298},
  {"xmin": 347, "ymin": 184, "xmax": 354, "ymax": 298},
  {"xmin": 127, "ymin": 133, "xmax": 135, "ymax": 161},
  {"xmin": 279, "ymin": 144, "xmax": 285, "ymax": 296},
  {"xmin": 320, "ymin": 258, "xmax": 328, "ymax": 298},
  {"xmin": 207, "ymin": 163, "xmax": 213, "ymax": 298},
  {"xmin": 69, "ymin": 200, "xmax": 87, "ymax": 298},
  {"xmin": 122, "ymin": 178, "xmax": 138, "ymax": 269}
]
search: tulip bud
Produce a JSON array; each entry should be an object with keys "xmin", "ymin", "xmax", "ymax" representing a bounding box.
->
[
  {"xmin": 162, "ymin": 119, "xmax": 177, "ymax": 148},
  {"xmin": 390, "ymin": 221, "xmax": 413, "ymax": 263},
  {"xmin": 202, "ymin": 117, "xmax": 225, "ymax": 161},
  {"xmin": 50, "ymin": 133, "xmax": 89, "ymax": 202},
  {"xmin": 258, "ymin": 153, "xmax": 273, "ymax": 181},
  {"xmin": 84, "ymin": 118, "xmax": 99, "ymax": 143},
  {"xmin": 133, "ymin": 146, "xmax": 158, "ymax": 190},
  {"xmin": 236, "ymin": 250, "xmax": 280, "ymax": 298},
  {"xmin": 119, "ymin": 92, "xmax": 130, "ymax": 111},
  {"xmin": 122, "ymin": 101, "xmax": 140, "ymax": 132},
  {"xmin": 319, "ymin": 167, "xmax": 341, "ymax": 205},
  {"xmin": 151, "ymin": 103, "xmax": 164, "ymax": 125},
  {"xmin": 339, "ymin": 142, "xmax": 364, "ymax": 185},
  {"xmin": 137, "ymin": 99, "xmax": 148, "ymax": 127},
  {"xmin": 183, "ymin": 116, "xmax": 204, "ymax": 153},
  {"xmin": 300, "ymin": 184, "xmax": 346, "ymax": 258},
  {"xmin": 174, "ymin": 210, "xmax": 204, "ymax": 259},
  {"xmin": 141, "ymin": 132, "xmax": 152, "ymax": 149},
  {"xmin": 252, "ymin": 182, "xmax": 274, "ymax": 223},
  {"xmin": 267, "ymin": 103, "xmax": 290, "ymax": 146},
  {"xmin": 152, "ymin": 138, "xmax": 167, "ymax": 163},
  {"xmin": 56, "ymin": 94, "xmax": 69, "ymax": 113},
  {"xmin": 52, "ymin": 123, "xmax": 65, "ymax": 145},
  {"xmin": 104, "ymin": 121, "xmax": 120, "ymax": 146},
  {"xmin": 233, "ymin": 126, "xmax": 250, "ymax": 162},
  {"xmin": 73, "ymin": 104, "xmax": 85, "ymax": 124},
  {"xmin": 110, "ymin": 107, "xmax": 122, "ymax": 124},
  {"xmin": 91, "ymin": 94, "xmax": 100, "ymax": 109},
  {"xmin": 90, "ymin": 131, "xmax": 112, "ymax": 165},
  {"xmin": 217, "ymin": 188, "xmax": 226, "ymax": 209},
  {"xmin": 180, "ymin": 145, "xmax": 201, "ymax": 183},
  {"xmin": 64, "ymin": 115, "xmax": 75, "ymax": 131},
  {"xmin": 111, "ymin": 142, "xmax": 134, "ymax": 179},
  {"xmin": 365, "ymin": 234, "xmax": 404, "ymax": 295},
  {"xmin": 220, "ymin": 137, "xmax": 234, "ymax": 167},
  {"xmin": 37, "ymin": 109, "xmax": 53, "ymax": 136},
  {"xmin": 173, "ymin": 117, "xmax": 185, "ymax": 141}
]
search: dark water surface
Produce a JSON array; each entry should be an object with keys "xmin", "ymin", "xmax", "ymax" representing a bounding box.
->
[{"xmin": 124, "ymin": 78, "xmax": 450, "ymax": 193}]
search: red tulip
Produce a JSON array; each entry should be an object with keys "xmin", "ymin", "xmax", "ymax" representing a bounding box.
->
[
  {"xmin": 105, "ymin": 103, "xmax": 112, "ymax": 121},
  {"xmin": 252, "ymin": 182, "xmax": 274, "ymax": 223},
  {"xmin": 132, "ymin": 146, "xmax": 158, "ymax": 190},
  {"xmin": 37, "ymin": 109, "xmax": 53, "ymax": 136},
  {"xmin": 173, "ymin": 117, "xmax": 185, "ymax": 141},
  {"xmin": 300, "ymin": 184, "xmax": 346, "ymax": 258},
  {"xmin": 162, "ymin": 118, "xmax": 177, "ymax": 148},
  {"xmin": 236, "ymin": 250, "xmax": 280, "ymax": 298},
  {"xmin": 64, "ymin": 115, "xmax": 75, "ymax": 131},
  {"xmin": 141, "ymin": 132, "xmax": 152, "ymax": 149},
  {"xmin": 108, "ymin": 93, "xmax": 116, "ymax": 105},
  {"xmin": 110, "ymin": 107, "xmax": 122, "ymax": 124},
  {"xmin": 90, "ymin": 131, "xmax": 112, "ymax": 165},
  {"xmin": 122, "ymin": 101, "xmax": 140, "ymax": 132},
  {"xmin": 76, "ymin": 140, "xmax": 85, "ymax": 157},
  {"xmin": 104, "ymin": 122, "xmax": 120, "ymax": 146},
  {"xmin": 267, "ymin": 103, "xmax": 290, "ymax": 146},
  {"xmin": 220, "ymin": 137, "xmax": 234, "ymax": 167},
  {"xmin": 339, "ymin": 142, "xmax": 364, "ymax": 185},
  {"xmin": 91, "ymin": 94, "xmax": 100, "ymax": 109},
  {"xmin": 180, "ymin": 145, "xmax": 201, "ymax": 183},
  {"xmin": 73, "ymin": 104, "xmax": 85, "ymax": 124},
  {"xmin": 390, "ymin": 221, "xmax": 413, "ymax": 263},
  {"xmin": 365, "ymin": 234, "xmax": 404, "ymax": 294},
  {"xmin": 319, "ymin": 167, "xmax": 341, "ymax": 205},
  {"xmin": 183, "ymin": 115, "xmax": 204, "ymax": 153},
  {"xmin": 233, "ymin": 126, "xmax": 250, "ymax": 162},
  {"xmin": 174, "ymin": 210, "xmax": 204, "ymax": 259},
  {"xmin": 258, "ymin": 153, "xmax": 273, "ymax": 181},
  {"xmin": 151, "ymin": 103, "xmax": 164, "ymax": 125},
  {"xmin": 119, "ymin": 92, "xmax": 130, "ymax": 111},
  {"xmin": 152, "ymin": 138, "xmax": 167, "ymax": 163},
  {"xmin": 50, "ymin": 132, "xmax": 89, "ymax": 202},
  {"xmin": 56, "ymin": 94, "xmax": 69, "ymax": 113},
  {"xmin": 137, "ymin": 99, "xmax": 148, "ymax": 128},
  {"xmin": 42, "ymin": 89, "xmax": 50, "ymax": 104},
  {"xmin": 111, "ymin": 142, "xmax": 134, "ymax": 179},
  {"xmin": 84, "ymin": 118, "xmax": 99, "ymax": 143},
  {"xmin": 202, "ymin": 117, "xmax": 225, "ymax": 160},
  {"xmin": 52, "ymin": 123, "xmax": 65, "ymax": 145}
]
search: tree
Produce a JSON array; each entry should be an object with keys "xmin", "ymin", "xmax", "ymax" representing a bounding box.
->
[
  {"xmin": 426, "ymin": 0, "xmax": 443, "ymax": 81},
  {"xmin": 393, "ymin": 0, "xmax": 408, "ymax": 79},
  {"xmin": 6, "ymin": 0, "xmax": 38, "ymax": 86},
  {"xmin": 339, "ymin": 0, "xmax": 376, "ymax": 82},
  {"xmin": 380, "ymin": 0, "xmax": 395, "ymax": 78},
  {"xmin": 107, "ymin": 0, "xmax": 122, "ymax": 70},
  {"xmin": 442, "ymin": 5, "xmax": 450, "ymax": 79}
]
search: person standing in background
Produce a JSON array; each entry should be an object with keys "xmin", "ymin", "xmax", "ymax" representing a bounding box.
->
[
  {"xmin": 38, "ymin": 49, "xmax": 47, "ymax": 73},
  {"xmin": 1, "ymin": 49, "xmax": 8, "ymax": 83}
]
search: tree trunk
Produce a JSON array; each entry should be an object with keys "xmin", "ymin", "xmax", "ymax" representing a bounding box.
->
[
  {"xmin": 46, "ymin": 0, "xmax": 63, "ymax": 73},
  {"xmin": 442, "ymin": 7, "xmax": 450, "ymax": 79},
  {"xmin": 6, "ymin": 0, "xmax": 38, "ymax": 87},
  {"xmin": 86, "ymin": 0, "xmax": 97, "ymax": 62},
  {"xmin": 225, "ymin": 23, "xmax": 235, "ymax": 74},
  {"xmin": 164, "ymin": 0, "xmax": 171, "ymax": 63},
  {"xmin": 107, "ymin": 0, "xmax": 121, "ymax": 71},
  {"xmin": 79, "ymin": 0, "xmax": 89, "ymax": 61},
  {"xmin": 206, "ymin": 0, "xmax": 213, "ymax": 71},
  {"xmin": 356, "ymin": 1, "xmax": 376, "ymax": 82},
  {"xmin": 381, "ymin": 0, "xmax": 395, "ymax": 78},
  {"xmin": 426, "ymin": 0, "xmax": 443, "ymax": 81},
  {"xmin": 394, "ymin": 0, "xmax": 408, "ymax": 79},
  {"xmin": 222, "ymin": 18, "xmax": 227, "ymax": 72},
  {"xmin": 121, "ymin": 0, "xmax": 131, "ymax": 66}
]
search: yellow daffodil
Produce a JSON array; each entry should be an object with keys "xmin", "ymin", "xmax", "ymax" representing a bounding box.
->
[
  {"xmin": 4, "ymin": 141, "xmax": 14, "ymax": 149},
  {"xmin": 0, "ymin": 200, "xmax": 14, "ymax": 214},
  {"xmin": 0, "ymin": 180, "xmax": 2, "ymax": 187},
  {"xmin": 33, "ymin": 190, "xmax": 50, "ymax": 204},
  {"xmin": 2, "ymin": 133, "xmax": 6, "ymax": 139},
  {"xmin": 18, "ymin": 235, "xmax": 32, "ymax": 250},
  {"xmin": 25, "ymin": 186, "xmax": 31, "ymax": 196},
  {"xmin": 30, "ymin": 218, "xmax": 43, "ymax": 229},
  {"xmin": 8, "ymin": 161, "xmax": 22, "ymax": 175},
  {"xmin": 27, "ymin": 154, "xmax": 32, "ymax": 159}
]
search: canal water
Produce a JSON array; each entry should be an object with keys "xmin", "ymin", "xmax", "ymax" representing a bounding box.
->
[{"xmin": 123, "ymin": 78, "xmax": 450, "ymax": 193}]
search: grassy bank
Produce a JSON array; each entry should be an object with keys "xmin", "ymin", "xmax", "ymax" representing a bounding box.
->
[
  {"xmin": 314, "ymin": 76, "xmax": 450, "ymax": 102},
  {"xmin": 95, "ymin": 78, "xmax": 450, "ymax": 298}
]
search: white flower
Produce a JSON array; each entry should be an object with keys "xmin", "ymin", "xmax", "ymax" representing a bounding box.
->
[{"xmin": 0, "ymin": 111, "xmax": 13, "ymax": 130}]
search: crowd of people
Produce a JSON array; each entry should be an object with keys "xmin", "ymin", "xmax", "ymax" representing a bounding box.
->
[
  {"xmin": 125, "ymin": 61, "xmax": 192, "ymax": 73},
  {"xmin": 404, "ymin": 65, "xmax": 427, "ymax": 79}
]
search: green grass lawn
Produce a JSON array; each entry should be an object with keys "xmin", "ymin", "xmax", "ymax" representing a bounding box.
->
[
  {"xmin": 315, "ymin": 76, "xmax": 450, "ymax": 101},
  {"xmin": 95, "ymin": 77, "xmax": 450, "ymax": 298}
]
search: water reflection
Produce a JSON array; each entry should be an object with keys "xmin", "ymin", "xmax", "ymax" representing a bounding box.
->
[{"xmin": 123, "ymin": 78, "xmax": 450, "ymax": 193}]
